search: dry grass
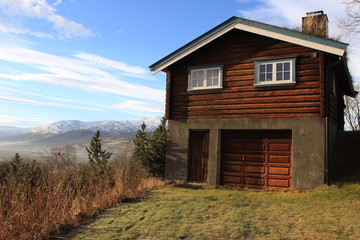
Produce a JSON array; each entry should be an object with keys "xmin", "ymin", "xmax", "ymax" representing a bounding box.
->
[
  {"xmin": 0, "ymin": 156, "xmax": 164, "ymax": 240},
  {"xmin": 69, "ymin": 184, "xmax": 360, "ymax": 240}
]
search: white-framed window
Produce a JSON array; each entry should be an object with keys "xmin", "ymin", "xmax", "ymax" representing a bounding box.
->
[
  {"xmin": 254, "ymin": 58, "xmax": 296, "ymax": 87},
  {"xmin": 188, "ymin": 65, "xmax": 223, "ymax": 91}
]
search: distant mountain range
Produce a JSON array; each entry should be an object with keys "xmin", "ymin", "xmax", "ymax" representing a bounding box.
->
[{"xmin": 0, "ymin": 116, "xmax": 162, "ymax": 145}]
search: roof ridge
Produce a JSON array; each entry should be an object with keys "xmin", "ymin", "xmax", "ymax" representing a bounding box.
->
[{"xmin": 150, "ymin": 16, "xmax": 348, "ymax": 74}]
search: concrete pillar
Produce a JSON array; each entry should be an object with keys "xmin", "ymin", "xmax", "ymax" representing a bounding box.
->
[{"xmin": 208, "ymin": 129, "xmax": 219, "ymax": 185}]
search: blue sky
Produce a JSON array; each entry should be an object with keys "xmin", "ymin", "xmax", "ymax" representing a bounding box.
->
[{"xmin": 0, "ymin": 0, "xmax": 359, "ymax": 127}]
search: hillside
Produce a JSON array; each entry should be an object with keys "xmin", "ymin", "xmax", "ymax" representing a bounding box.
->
[{"xmin": 0, "ymin": 116, "xmax": 162, "ymax": 161}]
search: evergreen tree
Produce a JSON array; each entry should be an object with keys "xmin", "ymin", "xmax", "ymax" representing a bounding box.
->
[
  {"xmin": 86, "ymin": 130, "xmax": 113, "ymax": 179},
  {"xmin": 9, "ymin": 153, "xmax": 22, "ymax": 174},
  {"xmin": 132, "ymin": 122, "xmax": 150, "ymax": 170},
  {"xmin": 132, "ymin": 118, "xmax": 167, "ymax": 178},
  {"xmin": 147, "ymin": 117, "xmax": 167, "ymax": 178},
  {"xmin": 9, "ymin": 153, "xmax": 41, "ymax": 188}
]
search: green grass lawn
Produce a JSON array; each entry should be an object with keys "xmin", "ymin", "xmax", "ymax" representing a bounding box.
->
[{"xmin": 68, "ymin": 184, "xmax": 360, "ymax": 240}]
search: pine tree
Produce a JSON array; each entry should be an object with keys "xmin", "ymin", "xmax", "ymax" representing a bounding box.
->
[
  {"xmin": 132, "ymin": 122, "xmax": 150, "ymax": 170},
  {"xmin": 147, "ymin": 117, "xmax": 167, "ymax": 178},
  {"xmin": 86, "ymin": 130, "xmax": 113, "ymax": 180},
  {"xmin": 132, "ymin": 118, "xmax": 167, "ymax": 178},
  {"xmin": 9, "ymin": 153, "xmax": 22, "ymax": 174},
  {"xmin": 9, "ymin": 153, "xmax": 41, "ymax": 188}
]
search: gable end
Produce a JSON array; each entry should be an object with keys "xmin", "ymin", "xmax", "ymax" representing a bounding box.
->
[{"xmin": 150, "ymin": 17, "xmax": 348, "ymax": 74}]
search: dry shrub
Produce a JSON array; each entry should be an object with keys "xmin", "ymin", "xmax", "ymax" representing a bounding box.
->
[{"xmin": 0, "ymin": 154, "xmax": 164, "ymax": 240}]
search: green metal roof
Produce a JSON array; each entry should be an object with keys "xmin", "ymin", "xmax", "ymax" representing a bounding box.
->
[{"xmin": 149, "ymin": 16, "xmax": 348, "ymax": 74}]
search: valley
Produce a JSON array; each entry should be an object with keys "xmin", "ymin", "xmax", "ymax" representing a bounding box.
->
[{"xmin": 0, "ymin": 116, "xmax": 161, "ymax": 161}]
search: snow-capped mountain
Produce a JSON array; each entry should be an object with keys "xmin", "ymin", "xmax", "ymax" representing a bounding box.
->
[
  {"xmin": 29, "ymin": 117, "xmax": 161, "ymax": 136},
  {"xmin": 0, "ymin": 116, "xmax": 163, "ymax": 144},
  {"xmin": 0, "ymin": 116, "xmax": 163, "ymax": 161},
  {"xmin": 0, "ymin": 126, "xmax": 31, "ymax": 136},
  {"xmin": 29, "ymin": 120, "xmax": 102, "ymax": 136}
]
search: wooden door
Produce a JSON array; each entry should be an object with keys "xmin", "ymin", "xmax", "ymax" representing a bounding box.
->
[
  {"xmin": 188, "ymin": 130, "xmax": 209, "ymax": 182},
  {"xmin": 221, "ymin": 130, "xmax": 292, "ymax": 190}
]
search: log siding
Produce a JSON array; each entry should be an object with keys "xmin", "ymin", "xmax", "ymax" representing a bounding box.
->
[
  {"xmin": 324, "ymin": 53, "xmax": 345, "ymax": 128},
  {"xmin": 166, "ymin": 30, "xmax": 324, "ymax": 119}
]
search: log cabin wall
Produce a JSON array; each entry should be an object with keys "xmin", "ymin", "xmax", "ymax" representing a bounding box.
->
[
  {"xmin": 328, "ymin": 71, "xmax": 339, "ymax": 127},
  {"xmin": 165, "ymin": 30, "xmax": 325, "ymax": 120},
  {"xmin": 324, "ymin": 53, "xmax": 346, "ymax": 130}
]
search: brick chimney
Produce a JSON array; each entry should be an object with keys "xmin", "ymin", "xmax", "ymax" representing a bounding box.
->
[{"xmin": 302, "ymin": 11, "xmax": 328, "ymax": 38}]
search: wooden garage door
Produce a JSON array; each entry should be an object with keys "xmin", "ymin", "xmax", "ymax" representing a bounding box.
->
[{"xmin": 221, "ymin": 130, "xmax": 292, "ymax": 190}]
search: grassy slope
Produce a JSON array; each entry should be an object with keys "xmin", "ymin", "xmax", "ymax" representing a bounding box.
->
[{"xmin": 69, "ymin": 184, "xmax": 360, "ymax": 240}]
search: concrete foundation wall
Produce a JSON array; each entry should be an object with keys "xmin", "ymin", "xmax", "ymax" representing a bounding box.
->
[{"xmin": 165, "ymin": 117, "xmax": 326, "ymax": 190}]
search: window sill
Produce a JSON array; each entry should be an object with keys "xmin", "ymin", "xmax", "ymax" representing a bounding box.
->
[
  {"xmin": 254, "ymin": 82, "xmax": 296, "ymax": 88},
  {"xmin": 187, "ymin": 87, "xmax": 223, "ymax": 92}
]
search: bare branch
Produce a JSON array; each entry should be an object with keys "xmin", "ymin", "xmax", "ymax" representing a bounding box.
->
[
  {"xmin": 338, "ymin": 0, "xmax": 360, "ymax": 38},
  {"xmin": 344, "ymin": 84, "xmax": 360, "ymax": 131}
]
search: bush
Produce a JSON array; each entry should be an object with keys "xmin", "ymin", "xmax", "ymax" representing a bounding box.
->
[
  {"xmin": 8, "ymin": 153, "xmax": 42, "ymax": 188},
  {"xmin": 86, "ymin": 130, "xmax": 114, "ymax": 187},
  {"xmin": 133, "ymin": 118, "xmax": 167, "ymax": 178},
  {"xmin": 0, "ymin": 162, "xmax": 8, "ymax": 184},
  {"xmin": 0, "ymin": 150, "xmax": 163, "ymax": 240}
]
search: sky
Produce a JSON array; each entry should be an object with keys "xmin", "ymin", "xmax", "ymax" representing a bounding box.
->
[{"xmin": 0, "ymin": 0, "xmax": 359, "ymax": 128}]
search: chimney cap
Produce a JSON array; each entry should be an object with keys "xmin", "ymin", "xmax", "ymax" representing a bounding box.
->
[
  {"xmin": 306, "ymin": 11, "xmax": 325, "ymax": 17},
  {"xmin": 302, "ymin": 10, "xmax": 329, "ymax": 38}
]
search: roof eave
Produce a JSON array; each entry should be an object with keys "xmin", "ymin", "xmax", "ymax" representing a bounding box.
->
[
  {"xmin": 149, "ymin": 16, "xmax": 349, "ymax": 74},
  {"xmin": 341, "ymin": 60, "xmax": 357, "ymax": 97},
  {"xmin": 149, "ymin": 17, "xmax": 239, "ymax": 74}
]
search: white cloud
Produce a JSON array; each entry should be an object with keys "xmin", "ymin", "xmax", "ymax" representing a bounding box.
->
[
  {"xmin": 74, "ymin": 52, "xmax": 149, "ymax": 75},
  {"xmin": 238, "ymin": 0, "xmax": 346, "ymax": 32},
  {"xmin": 237, "ymin": 0, "xmax": 360, "ymax": 81},
  {"xmin": 0, "ymin": 0, "xmax": 93, "ymax": 39},
  {"xmin": 0, "ymin": 115, "xmax": 48, "ymax": 126},
  {"xmin": 74, "ymin": 52, "xmax": 157, "ymax": 81},
  {"xmin": 0, "ymin": 96, "xmax": 102, "ymax": 110},
  {"xmin": 0, "ymin": 86, "xmax": 107, "ymax": 107},
  {"xmin": 0, "ymin": 47, "xmax": 165, "ymax": 103},
  {"xmin": 0, "ymin": 17, "xmax": 53, "ymax": 38},
  {"xmin": 53, "ymin": 0, "xmax": 61, "ymax": 6},
  {"xmin": 112, "ymin": 100, "xmax": 164, "ymax": 113}
]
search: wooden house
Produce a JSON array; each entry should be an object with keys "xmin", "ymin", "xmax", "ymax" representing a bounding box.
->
[{"xmin": 149, "ymin": 11, "xmax": 356, "ymax": 190}]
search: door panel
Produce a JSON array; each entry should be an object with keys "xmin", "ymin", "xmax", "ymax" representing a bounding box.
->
[
  {"xmin": 188, "ymin": 130, "xmax": 209, "ymax": 182},
  {"xmin": 221, "ymin": 130, "xmax": 292, "ymax": 190}
]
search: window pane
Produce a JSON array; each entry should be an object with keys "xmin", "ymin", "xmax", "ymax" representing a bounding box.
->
[
  {"xmin": 198, "ymin": 79, "xmax": 203, "ymax": 87},
  {"xmin": 266, "ymin": 73, "xmax": 272, "ymax": 81},
  {"xmin": 193, "ymin": 71, "xmax": 197, "ymax": 79},
  {"xmin": 197, "ymin": 70, "xmax": 204, "ymax": 87},
  {"xmin": 284, "ymin": 62, "xmax": 290, "ymax": 71},
  {"xmin": 284, "ymin": 72, "xmax": 290, "ymax": 80},
  {"xmin": 198, "ymin": 70, "xmax": 204, "ymax": 80},
  {"xmin": 213, "ymin": 69, "xmax": 219, "ymax": 76},
  {"xmin": 255, "ymin": 59, "xmax": 294, "ymax": 85},
  {"xmin": 190, "ymin": 67, "xmax": 222, "ymax": 89},
  {"xmin": 191, "ymin": 70, "xmax": 197, "ymax": 88},
  {"xmin": 260, "ymin": 64, "xmax": 265, "ymax": 73},
  {"xmin": 207, "ymin": 76, "xmax": 212, "ymax": 86},
  {"xmin": 206, "ymin": 69, "xmax": 212, "ymax": 86},
  {"xmin": 213, "ymin": 77, "xmax": 218, "ymax": 86},
  {"xmin": 259, "ymin": 73, "xmax": 265, "ymax": 82}
]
